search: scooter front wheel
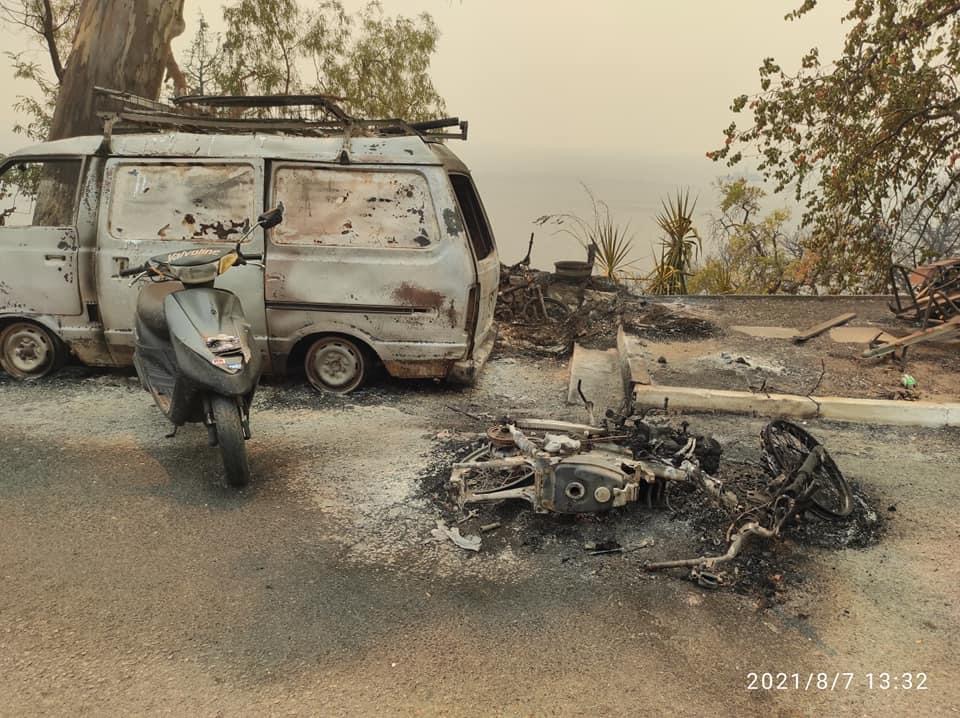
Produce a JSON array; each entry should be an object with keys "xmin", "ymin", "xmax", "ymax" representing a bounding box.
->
[{"xmin": 211, "ymin": 394, "xmax": 250, "ymax": 488}]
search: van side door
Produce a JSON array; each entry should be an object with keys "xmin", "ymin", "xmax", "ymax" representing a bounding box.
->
[
  {"xmin": 0, "ymin": 157, "xmax": 84, "ymax": 317},
  {"xmin": 94, "ymin": 159, "xmax": 267, "ymax": 366},
  {"xmin": 264, "ymin": 163, "xmax": 474, "ymax": 372}
]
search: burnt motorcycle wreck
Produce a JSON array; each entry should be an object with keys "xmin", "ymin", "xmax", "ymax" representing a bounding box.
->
[{"xmin": 448, "ymin": 409, "xmax": 855, "ymax": 583}]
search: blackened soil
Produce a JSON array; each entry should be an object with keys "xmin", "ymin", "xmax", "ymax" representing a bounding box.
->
[{"xmin": 621, "ymin": 302, "xmax": 721, "ymax": 342}]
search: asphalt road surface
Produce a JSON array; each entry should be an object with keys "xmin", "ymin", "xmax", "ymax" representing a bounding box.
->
[{"xmin": 1, "ymin": 358, "xmax": 958, "ymax": 716}]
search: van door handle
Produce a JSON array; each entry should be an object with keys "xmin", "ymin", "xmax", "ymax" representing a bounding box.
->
[{"xmin": 44, "ymin": 254, "xmax": 66, "ymax": 262}]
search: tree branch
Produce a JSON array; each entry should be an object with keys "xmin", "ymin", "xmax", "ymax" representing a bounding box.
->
[{"xmin": 39, "ymin": 0, "xmax": 63, "ymax": 82}]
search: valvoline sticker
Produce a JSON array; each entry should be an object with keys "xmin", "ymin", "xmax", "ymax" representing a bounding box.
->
[
  {"xmin": 167, "ymin": 247, "xmax": 221, "ymax": 261},
  {"xmin": 211, "ymin": 356, "xmax": 243, "ymax": 370}
]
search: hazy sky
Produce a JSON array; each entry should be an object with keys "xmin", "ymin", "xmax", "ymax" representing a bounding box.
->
[{"xmin": 0, "ymin": 1, "xmax": 848, "ymax": 267}]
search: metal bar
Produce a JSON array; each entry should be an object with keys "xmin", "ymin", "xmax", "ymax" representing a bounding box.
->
[
  {"xmin": 862, "ymin": 316, "xmax": 960, "ymax": 358},
  {"xmin": 93, "ymin": 86, "xmax": 176, "ymax": 112},
  {"xmin": 98, "ymin": 110, "xmax": 465, "ymax": 141},
  {"xmin": 792, "ymin": 312, "xmax": 857, "ymax": 344},
  {"xmin": 100, "ymin": 110, "xmax": 350, "ymax": 134},
  {"xmin": 264, "ymin": 300, "xmax": 432, "ymax": 315},
  {"xmin": 408, "ymin": 117, "xmax": 460, "ymax": 131},
  {"xmin": 513, "ymin": 418, "xmax": 606, "ymax": 436}
]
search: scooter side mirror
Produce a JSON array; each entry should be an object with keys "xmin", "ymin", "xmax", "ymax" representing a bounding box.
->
[{"xmin": 257, "ymin": 202, "xmax": 284, "ymax": 229}]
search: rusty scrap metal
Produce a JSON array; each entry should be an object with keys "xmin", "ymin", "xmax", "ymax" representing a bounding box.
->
[
  {"xmin": 497, "ymin": 269, "xmax": 569, "ymax": 326},
  {"xmin": 446, "ymin": 407, "xmax": 852, "ymax": 578},
  {"xmin": 449, "ymin": 417, "xmax": 721, "ymax": 515},
  {"xmin": 645, "ymin": 423, "xmax": 853, "ymax": 581},
  {"xmin": 96, "ymin": 87, "xmax": 469, "ymax": 141},
  {"xmin": 891, "ymin": 258, "xmax": 960, "ymax": 321},
  {"xmin": 889, "ymin": 257, "xmax": 960, "ymax": 327},
  {"xmin": 862, "ymin": 315, "xmax": 960, "ymax": 359},
  {"xmin": 645, "ymin": 445, "xmax": 829, "ymax": 573},
  {"xmin": 760, "ymin": 420, "xmax": 852, "ymax": 519}
]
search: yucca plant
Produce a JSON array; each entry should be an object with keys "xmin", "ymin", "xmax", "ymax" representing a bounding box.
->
[
  {"xmin": 535, "ymin": 183, "xmax": 637, "ymax": 281},
  {"xmin": 647, "ymin": 189, "xmax": 701, "ymax": 295}
]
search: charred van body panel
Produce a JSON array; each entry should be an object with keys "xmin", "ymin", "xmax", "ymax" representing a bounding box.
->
[{"xmin": 0, "ymin": 130, "xmax": 498, "ymax": 390}]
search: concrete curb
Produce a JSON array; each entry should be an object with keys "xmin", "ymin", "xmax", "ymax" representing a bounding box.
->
[
  {"xmin": 815, "ymin": 395, "xmax": 960, "ymax": 426},
  {"xmin": 633, "ymin": 384, "xmax": 960, "ymax": 428},
  {"xmin": 643, "ymin": 294, "xmax": 895, "ymax": 301}
]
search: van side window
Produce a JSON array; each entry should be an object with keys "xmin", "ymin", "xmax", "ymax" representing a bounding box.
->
[
  {"xmin": 272, "ymin": 167, "xmax": 438, "ymax": 249},
  {"xmin": 108, "ymin": 163, "xmax": 255, "ymax": 242},
  {"xmin": 0, "ymin": 159, "xmax": 81, "ymax": 228},
  {"xmin": 449, "ymin": 174, "xmax": 494, "ymax": 260}
]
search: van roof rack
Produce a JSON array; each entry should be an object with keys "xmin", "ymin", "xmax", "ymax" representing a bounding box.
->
[{"xmin": 93, "ymin": 87, "xmax": 468, "ymax": 141}]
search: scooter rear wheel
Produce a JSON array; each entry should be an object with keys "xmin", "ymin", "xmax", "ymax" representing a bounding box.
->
[{"xmin": 211, "ymin": 394, "xmax": 250, "ymax": 488}]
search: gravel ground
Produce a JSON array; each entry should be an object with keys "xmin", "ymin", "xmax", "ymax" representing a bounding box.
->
[{"xmin": 1, "ymin": 359, "xmax": 959, "ymax": 716}]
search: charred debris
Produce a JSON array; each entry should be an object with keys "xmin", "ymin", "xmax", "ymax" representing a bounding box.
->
[
  {"xmin": 868, "ymin": 256, "xmax": 960, "ymax": 363},
  {"xmin": 495, "ymin": 236, "xmax": 718, "ymax": 358},
  {"xmin": 433, "ymin": 397, "xmax": 876, "ymax": 590},
  {"xmin": 442, "ymin": 237, "xmax": 881, "ymax": 590}
]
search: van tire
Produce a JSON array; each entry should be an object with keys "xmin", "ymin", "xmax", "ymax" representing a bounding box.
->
[
  {"xmin": 211, "ymin": 394, "xmax": 250, "ymax": 488},
  {"xmin": 0, "ymin": 321, "xmax": 67, "ymax": 380},
  {"xmin": 304, "ymin": 335, "xmax": 367, "ymax": 394}
]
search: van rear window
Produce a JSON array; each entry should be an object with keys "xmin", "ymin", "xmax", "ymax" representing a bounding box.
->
[
  {"xmin": 108, "ymin": 163, "xmax": 255, "ymax": 242},
  {"xmin": 272, "ymin": 167, "xmax": 438, "ymax": 249},
  {"xmin": 449, "ymin": 173, "xmax": 495, "ymax": 260}
]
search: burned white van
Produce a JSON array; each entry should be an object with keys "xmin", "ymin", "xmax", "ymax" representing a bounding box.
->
[{"xmin": 0, "ymin": 94, "xmax": 498, "ymax": 392}]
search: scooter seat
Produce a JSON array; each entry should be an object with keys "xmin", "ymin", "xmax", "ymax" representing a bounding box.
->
[{"xmin": 137, "ymin": 281, "xmax": 184, "ymax": 338}]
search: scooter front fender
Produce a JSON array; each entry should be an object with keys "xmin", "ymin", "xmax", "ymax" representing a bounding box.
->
[{"xmin": 164, "ymin": 288, "xmax": 262, "ymax": 397}]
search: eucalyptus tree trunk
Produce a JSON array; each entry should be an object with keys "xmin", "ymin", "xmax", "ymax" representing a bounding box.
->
[{"xmin": 48, "ymin": 0, "xmax": 187, "ymax": 141}]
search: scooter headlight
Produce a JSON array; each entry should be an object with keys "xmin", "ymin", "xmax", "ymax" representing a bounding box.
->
[{"xmin": 206, "ymin": 334, "xmax": 243, "ymax": 354}]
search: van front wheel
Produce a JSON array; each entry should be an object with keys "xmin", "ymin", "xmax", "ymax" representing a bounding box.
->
[
  {"xmin": 0, "ymin": 322, "xmax": 66, "ymax": 380},
  {"xmin": 304, "ymin": 336, "xmax": 367, "ymax": 394}
]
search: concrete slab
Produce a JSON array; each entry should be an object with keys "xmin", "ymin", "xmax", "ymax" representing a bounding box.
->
[
  {"xmin": 732, "ymin": 323, "xmax": 905, "ymax": 345},
  {"xmin": 567, "ymin": 343, "xmax": 624, "ymax": 412},
  {"xmin": 730, "ymin": 325, "xmax": 799, "ymax": 339},
  {"xmin": 829, "ymin": 326, "xmax": 900, "ymax": 344},
  {"xmin": 616, "ymin": 326, "xmax": 650, "ymax": 399}
]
